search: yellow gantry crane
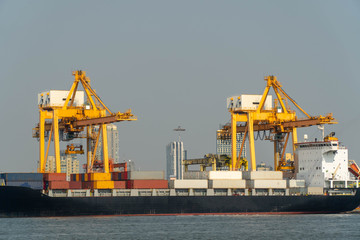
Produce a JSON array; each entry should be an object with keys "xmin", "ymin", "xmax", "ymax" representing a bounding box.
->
[
  {"xmin": 224, "ymin": 76, "xmax": 337, "ymax": 172},
  {"xmin": 33, "ymin": 70, "xmax": 137, "ymax": 173}
]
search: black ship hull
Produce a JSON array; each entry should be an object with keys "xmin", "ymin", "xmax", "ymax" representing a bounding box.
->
[{"xmin": 1, "ymin": 186, "xmax": 360, "ymax": 217}]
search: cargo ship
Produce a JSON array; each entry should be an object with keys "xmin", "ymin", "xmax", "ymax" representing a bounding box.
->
[
  {"xmin": 1, "ymin": 185, "xmax": 359, "ymax": 217},
  {"xmin": 1, "ymin": 153, "xmax": 360, "ymax": 218},
  {"xmin": 1, "ymin": 72, "xmax": 360, "ymax": 217}
]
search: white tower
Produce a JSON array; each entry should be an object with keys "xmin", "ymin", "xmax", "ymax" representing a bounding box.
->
[
  {"xmin": 93, "ymin": 124, "xmax": 119, "ymax": 162},
  {"xmin": 166, "ymin": 126, "xmax": 186, "ymax": 180}
]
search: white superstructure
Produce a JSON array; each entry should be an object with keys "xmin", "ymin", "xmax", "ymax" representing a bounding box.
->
[{"xmin": 296, "ymin": 138, "xmax": 350, "ymax": 188}]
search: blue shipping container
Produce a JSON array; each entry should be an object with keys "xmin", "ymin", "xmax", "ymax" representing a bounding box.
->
[
  {"xmin": 5, "ymin": 173, "xmax": 43, "ymax": 182},
  {"xmin": 6, "ymin": 181, "xmax": 43, "ymax": 190}
]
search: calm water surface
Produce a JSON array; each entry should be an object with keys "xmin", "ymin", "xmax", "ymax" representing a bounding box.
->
[{"xmin": 0, "ymin": 213, "xmax": 359, "ymax": 239}]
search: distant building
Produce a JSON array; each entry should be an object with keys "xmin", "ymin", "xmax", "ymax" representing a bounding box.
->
[
  {"xmin": 166, "ymin": 141, "xmax": 187, "ymax": 180},
  {"xmin": 216, "ymin": 130, "xmax": 246, "ymax": 158},
  {"xmin": 45, "ymin": 152, "xmax": 79, "ymax": 174},
  {"xmin": 93, "ymin": 124, "xmax": 119, "ymax": 162}
]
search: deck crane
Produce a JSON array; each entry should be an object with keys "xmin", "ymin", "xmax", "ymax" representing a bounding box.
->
[
  {"xmin": 182, "ymin": 154, "xmax": 248, "ymax": 172},
  {"xmin": 33, "ymin": 70, "xmax": 137, "ymax": 173},
  {"xmin": 223, "ymin": 76, "xmax": 337, "ymax": 172}
]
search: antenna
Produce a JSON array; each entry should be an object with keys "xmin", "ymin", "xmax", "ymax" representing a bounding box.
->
[{"xmin": 173, "ymin": 126, "xmax": 185, "ymax": 142}]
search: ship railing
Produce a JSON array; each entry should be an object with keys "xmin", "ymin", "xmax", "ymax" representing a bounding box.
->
[{"xmin": 327, "ymin": 188, "xmax": 356, "ymax": 196}]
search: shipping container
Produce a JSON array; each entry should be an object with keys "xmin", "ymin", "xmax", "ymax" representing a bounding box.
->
[
  {"xmin": 208, "ymin": 179, "xmax": 246, "ymax": 189},
  {"xmin": 43, "ymin": 173, "xmax": 66, "ymax": 181},
  {"xmin": 47, "ymin": 181, "xmax": 69, "ymax": 190},
  {"xmin": 6, "ymin": 181, "xmax": 43, "ymax": 190},
  {"xmin": 113, "ymin": 181, "xmax": 126, "ymax": 189},
  {"xmin": 5, "ymin": 173, "xmax": 43, "ymax": 182},
  {"xmin": 79, "ymin": 173, "xmax": 89, "ymax": 182},
  {"xmin": 169, "ymin": 180, "xmax": 208, "ymax": 189},
  {"xmin": 183, "ymin": 171, "xmax": 209, "ymax": 179},
  {"xmin": 70, "ymin": 174, "xmax": 82, "ymax": 182},
  {"xmin": 209, "ymin": 171, "xmax": 242, "ymax": 180},
  {"xmin": 88, "ymin": 173, "xmax": 112, "ymax": 181},
  {"xmin": 129, "ymin": 171, "xmax": 164, "ymax": 180},
  {"xmin": 82, "ymin": 181, "xmax": 92, "ymax": 189},
  {"xmin": 70, "ymin": 174, "xmax": 76, "ymax": 181},
  {"xmin": 127, "ymin": 180, "xmax": 168, "ymax": 189},
  {"xmin": 93, "ymin": 180, "xmax": 114, "ymax": 189},
  {"xmin": 247, "ymin": 180, "xmax": 287, "ymax": 189},
  {"xmin": 307, "ymin": 187, "xmax": 324, "ymax": 195},
  {"xmin": 121, "ymin": 172, "xmax": 128, "ymax": 180},
  {"xmin": 243, "ymin": 171, "xmax": 283, "ymax": 180},
  {"xmin": 69, "ymin": 181, "xmax": 82, "ymax": 189},
  {"xmin": 112, "ymin": 172, "xmax": 122, "ymax": 181},
  {"xmin": 288, "ymin": 179, "xmax": 306, "ymax": 188}
]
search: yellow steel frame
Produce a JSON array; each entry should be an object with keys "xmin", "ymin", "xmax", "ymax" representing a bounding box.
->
[
  {"xmin": 230, "ymin": 76, "xmax": 317, "ymax": 172},
  {"xmin": 37, "ymin": 71, "xmax": 137, "ymax": 173}
]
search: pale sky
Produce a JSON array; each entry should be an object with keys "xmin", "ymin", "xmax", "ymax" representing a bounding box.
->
[{"xmin": 0, "ymin": 1, "xmax": 360, "ymax": 172}]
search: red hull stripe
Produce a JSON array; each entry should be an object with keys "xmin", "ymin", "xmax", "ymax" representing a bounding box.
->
[{"xmin": 44, "ymin": 211, "xmax": 336, "ymax": 218}]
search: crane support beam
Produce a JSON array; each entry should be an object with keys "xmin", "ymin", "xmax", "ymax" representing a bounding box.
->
[
  {"xmin": 73, "ymin": 112, "xmax": 136, "ymax": 127},
  {"xmin": 33, "ymin": 110, "xmax": 136, "ymax": 134},
  {"xmin": 219, "ymin": 117, "xmax": 337, "ymax": 136}
]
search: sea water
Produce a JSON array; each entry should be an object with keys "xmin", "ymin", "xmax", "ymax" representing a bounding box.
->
[{"xmin": 0, "ymin": 213, "xmax": 358, "ymax": 239}]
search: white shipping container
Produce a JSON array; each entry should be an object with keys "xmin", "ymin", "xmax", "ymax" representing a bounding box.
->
[
  {"xmin": 169, "ymin": 180, "xmax": 208, "ymax": 189},
  {"xmin": 129, "ymin": 171, "xmax": 164, "ymax": 180},
  {"xmin": 38, "ymin": 90, "xmax": 85, "ymax": 107},
  {"xmin": 209, "ymin": 179, "xmax": 246, "ymax": 189},
  {"xmin": 288, "ymin": 179, "xmax": 306, "ymax": 188},
  {"xmin": 208, "ymin": 171, "xmax": 242, "ymax": 180},
  {"xmin": 183, "ymin": 171, "xmax": 209, "ymax": 180},
  {"xmin": 307, "ymin": 187, "xmax": 324, "ymax": 195},
  {"xmin": 248, "ymin": 180, "xmax": 287, "ymax": 189},
  {"xmin": 243, "ymin": 171, "xmax": 283, "ymax": 180}
]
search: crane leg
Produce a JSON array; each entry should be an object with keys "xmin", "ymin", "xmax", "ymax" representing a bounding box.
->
[
  {"xmin": 231, "ymin": 112, "xmax": 237, "ymax": 170},
  {"xmin": 86, "ymin": 126, "xmax": 91, "ymax": 173},
  {"xmin": 53, "ymin": 110, "xmax": 61, "ymax": 173},
  {"xmin": 248, "ymin": 112, "xmax": 256, "ymax": 171},
  {"xmin": 39, "ymin": 111, "xmax": 45, "ymax": 173},
  {"xmin": 102, "ymin": 123, "xmax": 109, "ymax": 173}
]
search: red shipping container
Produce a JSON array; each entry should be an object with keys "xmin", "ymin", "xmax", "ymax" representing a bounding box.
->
[
  {"xmin": 44, "ymin": 173, "xmax": 67, "ymax": 181},
  {"xmin": 82, "ymin": 181, "xmax": 93, "ymax": 189},
  {"xmin": 48, "ymin": 181, "xmax": 69, "ymax": 189},
  {"xmin": 112, "ymin": 172, "xmax": 123, "ymax": 181},
  {"xmin": 121, "ymin": 172, "xmax": 128, "ymax": 180},
  {"xmin": 127, "ymin": 180, "xmax": 168, "ymax": 189},
  {"xmin": 113, "ymin": 181, "xmax": 126, "ymax": 189},
  {"xmin": 69, "ymin": 181, "xmax": 82, "ymax": 189}
]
